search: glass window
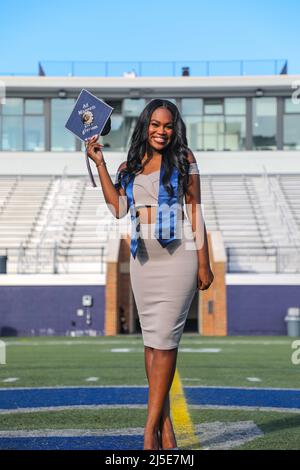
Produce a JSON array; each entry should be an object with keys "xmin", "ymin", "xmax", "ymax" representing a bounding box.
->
[
  {"xmin": 158, "ymin": 98, "xmax": 177, "ymax": 104},
  {"xmin": 123, "ymin": 98, "xmax": 146, "ymax": 117},
  {"xmin": 2, "ymin": 116, "xmax": 23, "ymax": 150},
  {"xmin": 25, "ymin": 99, "xmax": 44, "ymax": 115},
  {"xmin": 285, "ymin": 97, "xmax": 300, "ymax": 114},
  {"xmin": 181, "ymin": 99, "xmax": 203, "ymax": 151},
  {"xmin": 224, "ymin": 98, "xmax": 246, "ymax": 115},
  {"xmin": 283, "ymin": 115, "xmax": 300, "ymax": 150},
  {"xmin": 2, "ymin": 98, "xmax": 23, "ymax": 115},
  {"xmin": 1, "ymin": 98, "xmax": 23, "ymax": 150},
  {"xmin": 184, "ymin": 116, "xmax": 203, "ymax": 151},
  {"xmin": 203, "ymin": 100, "xmax": 224, "ymax": 150},
  {"xmin": 224, "ymin": 98, "xmax": 246, "ymax": 150},
  {"xmin": 122, "ymin": 99, "xmax": 146, "ymax": 149},
  {"xmin": 252, "ymin": 97, "xmax": 277, "ymax": 150},
  {"xmin": 25, "ymin": 116, "xmax": 45, "ymax": 151},
  {"xmin": 51, "ymin": 98, "xmax": 76, "ymax": 151},
  {"xmin": 203, "ymin": 115, "xmax": 224, "ymax": 150},
  {"xmin": 182, "ymin": 97, "xmax": 247, "ymax": 151},
  {"xmin": 0, "ymin": 98, "xmax": 46, "ymax": 151},
  {"xmin": 181, "ymin": 98, "xmax": 203, "ymax": 115},
  {"xmin": 284, "ymin": 98, "xmax": 300, "ymax": 150},
  {"xmin": 224, "ymin": 116, "xmax": 246, "ymax": 150},
  {"xmin": 124, "ymin": 98, "xmax": 176, "ymax": 150},
  {"xmin": 102, "ymin": 114, "xmax": 125, "ymax": 150},
  {"xmin": 204, "ymin": 99, "xmax": 223, "ymax": 115}
]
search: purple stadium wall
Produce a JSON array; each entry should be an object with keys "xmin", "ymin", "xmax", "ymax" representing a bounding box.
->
[
  {"xmin": 227, "ymin": 285, "xmax": 300, "ymax": 335},
  {"xmin": 1, "ymin": 281, "xmax": 299, "ymax": 337},
  {"xmin": 0, "ymin": 285, "xmax": 105, "ymax": 336}
]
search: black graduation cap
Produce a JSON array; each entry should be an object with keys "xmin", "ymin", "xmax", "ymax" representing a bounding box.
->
[{"xmin": 101, "ymin": 117, "xmax": 111, "ymax": 136}]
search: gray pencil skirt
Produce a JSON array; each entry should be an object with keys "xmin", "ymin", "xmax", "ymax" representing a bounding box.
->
[{"xmin": 130, "ymin": 217, "xmax": 198, "ymax": 350}]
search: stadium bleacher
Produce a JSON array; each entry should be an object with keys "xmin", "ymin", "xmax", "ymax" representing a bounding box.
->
[{"xmin": 1, "ymin": 173, "xmax": 300, "ymax": 275}]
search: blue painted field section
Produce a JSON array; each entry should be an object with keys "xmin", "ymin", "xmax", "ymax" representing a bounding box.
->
[
  {"xmin": 185, "ymin": 387, "xmax": 300, "ymax": 409},
  {"xmin": 0, "ymin": 386, "xmax": 300, "ymax": 450},
  {"xmin": 0, "ymin": 436, "xmax": 142, "ymax": 450},
  {"xmin": 1, "ymin": 386, "xmax": 300, "ymax": 410},
  {"xmin": 0, "ymin": 387, "xmax": 148, "ymax": 409}
]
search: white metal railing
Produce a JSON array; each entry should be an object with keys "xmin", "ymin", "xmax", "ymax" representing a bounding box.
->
[
  {"xmin": 17, "ymin": 168, "xmax": 71, "ymax": 273},
  {"xmin": 262, "ymin": 166, "xmax": 300, "ymax": 248},
  {"xmin": 0, "ymin": 177, "xmax": 18, "ymax": 216},
  {"xmin": 227, "ymin": 246, "xmax": 300, "ymax": 273},
  {"xmin": 11, "ymin": 246, "xmax": 106, "ymax": 274}
]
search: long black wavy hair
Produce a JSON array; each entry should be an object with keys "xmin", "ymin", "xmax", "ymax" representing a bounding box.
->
[{"xmin": 116, "ymin": 99, "xmax": 190, "ymax": 199}]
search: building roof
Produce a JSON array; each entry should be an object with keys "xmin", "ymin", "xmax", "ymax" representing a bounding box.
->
[{"xmin": 2, "ymin": 75, "xmax": 299, "ymax": 98}]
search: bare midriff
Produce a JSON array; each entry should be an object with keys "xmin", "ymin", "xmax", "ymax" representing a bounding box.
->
[
  {"xmin": 136, "ymin": 205, "xmax": 185, "ymax": 225},
  {"xmin": 136, "ymin": 205, "xmax": 157, "ymax": 225}
]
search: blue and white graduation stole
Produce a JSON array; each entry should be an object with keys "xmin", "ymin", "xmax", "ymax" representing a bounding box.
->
[{"xmin": 121, "ymin": 162, "xmax": 180, "ymax": 258}]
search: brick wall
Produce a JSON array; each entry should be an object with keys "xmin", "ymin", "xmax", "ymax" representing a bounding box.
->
[
  {"xmin": 105, "ymin": 235, "xmax": 131, "ymax": 335},
  {"xmin": 199, "ymin": 231, "xmax": 227, "ymax": 336}
]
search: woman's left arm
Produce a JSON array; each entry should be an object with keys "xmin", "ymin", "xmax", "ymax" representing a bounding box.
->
[{"xmin": 184, "ymin": 150, "xmax": 214, "ymax": 290}]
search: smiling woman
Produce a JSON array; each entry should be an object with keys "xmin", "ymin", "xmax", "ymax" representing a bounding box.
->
[{"xmin": 86, "ymin": 98, "xmax": 214, "ymax": 451}]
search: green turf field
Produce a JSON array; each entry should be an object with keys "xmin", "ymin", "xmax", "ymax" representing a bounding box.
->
[{"xmin": 0, "ymin": 335, "xmax": 299, "ymax": 450}]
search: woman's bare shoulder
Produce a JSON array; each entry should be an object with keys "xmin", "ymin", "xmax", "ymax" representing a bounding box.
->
[
  {"xmin": 117, "ymin": 161, "xmax": 128, "ymax": 173},
  {"xmin": 186, "ymin": 148, "xmax": 197, "ymax": 164}
]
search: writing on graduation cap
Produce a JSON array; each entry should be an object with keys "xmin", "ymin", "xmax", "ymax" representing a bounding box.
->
[
  {"xmin": 79, "ymin": 102, "xmax": 96, "ymax": 115},
  {"xmin": 65, "ymin": 89, "xmax": 113, "ymax": 143},
  {"xmin": 79, "ymin": 103, "xmax": 98, "ymax": 136}
]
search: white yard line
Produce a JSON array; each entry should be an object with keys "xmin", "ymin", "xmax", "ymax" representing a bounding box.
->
[
  {"xmin": 0, "ymin": 422, "xmax": 263, "ymax": 450},
  {"xmin": 189, "ymin": 404, "xmax": 300, "ymax": 414},
  {"xmin": 1, "ymin": 384, "xmax": 299, "ymax": 391},
  {"xmin": 0, "ymin": 385, "xmax": 148, "ymax": 390},
  {"xmin": 3, "ymin": 339, "xmax": 292, "ymax": 347},
  {"xmin": 2, "ymin": 378, "xmax": 20, "ymax": 383},
  {"xmin": 0, "ymin": 405, "xmax": 147, "ymax": 414},
  {"xmin": 179, "ymin": 348, "xmax": 221, "ymax": 353},
  {"xmin": 111, "ymin": 349, "xmax": 131, "ymax": 352},
  {"xmin": 0, "ymin": 427, "xmax": 146, "ymax": 437},
  {"xmin": 0, "ymin": 403, "xmax": 300, "ymax": 415},
  {"xmin": 183, "ymin": 384, "xmax": 300, "ymax": 391}
]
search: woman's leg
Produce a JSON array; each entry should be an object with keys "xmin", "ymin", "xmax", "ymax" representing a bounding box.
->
[
  {"xmin": 144, "ymin": 347, "xmax": 160, "ymax": 448},
  {"xmin": 144, "ymin": 347, "xmax": 177, "ymax": 449},
  {"xmin": 143, "ymin": 346, "xmax": 178, "ymax": 450},
  {"xmin": 159, "ymin": 393, "xmax": 178, "ymax": 449}
]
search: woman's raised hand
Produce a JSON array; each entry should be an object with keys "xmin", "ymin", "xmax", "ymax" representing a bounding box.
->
[{"xmin": 85, "ymin": 135, "xmax": 104, "ymax": 166}]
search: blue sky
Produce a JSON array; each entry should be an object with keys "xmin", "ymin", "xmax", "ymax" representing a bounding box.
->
[{"xmin": 0, "ymin": 0, "xmax": 299, "ymax": 75}]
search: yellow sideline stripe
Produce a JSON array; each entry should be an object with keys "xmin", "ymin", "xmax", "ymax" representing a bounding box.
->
[{"xmin": 170, "ymin": 368, "xmax": 201, "ymax": 450}]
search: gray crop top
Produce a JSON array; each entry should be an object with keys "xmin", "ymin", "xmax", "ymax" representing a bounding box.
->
[{"xmin": 114, "ymin": 162, "xmax": 199, "ymax": 209}]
